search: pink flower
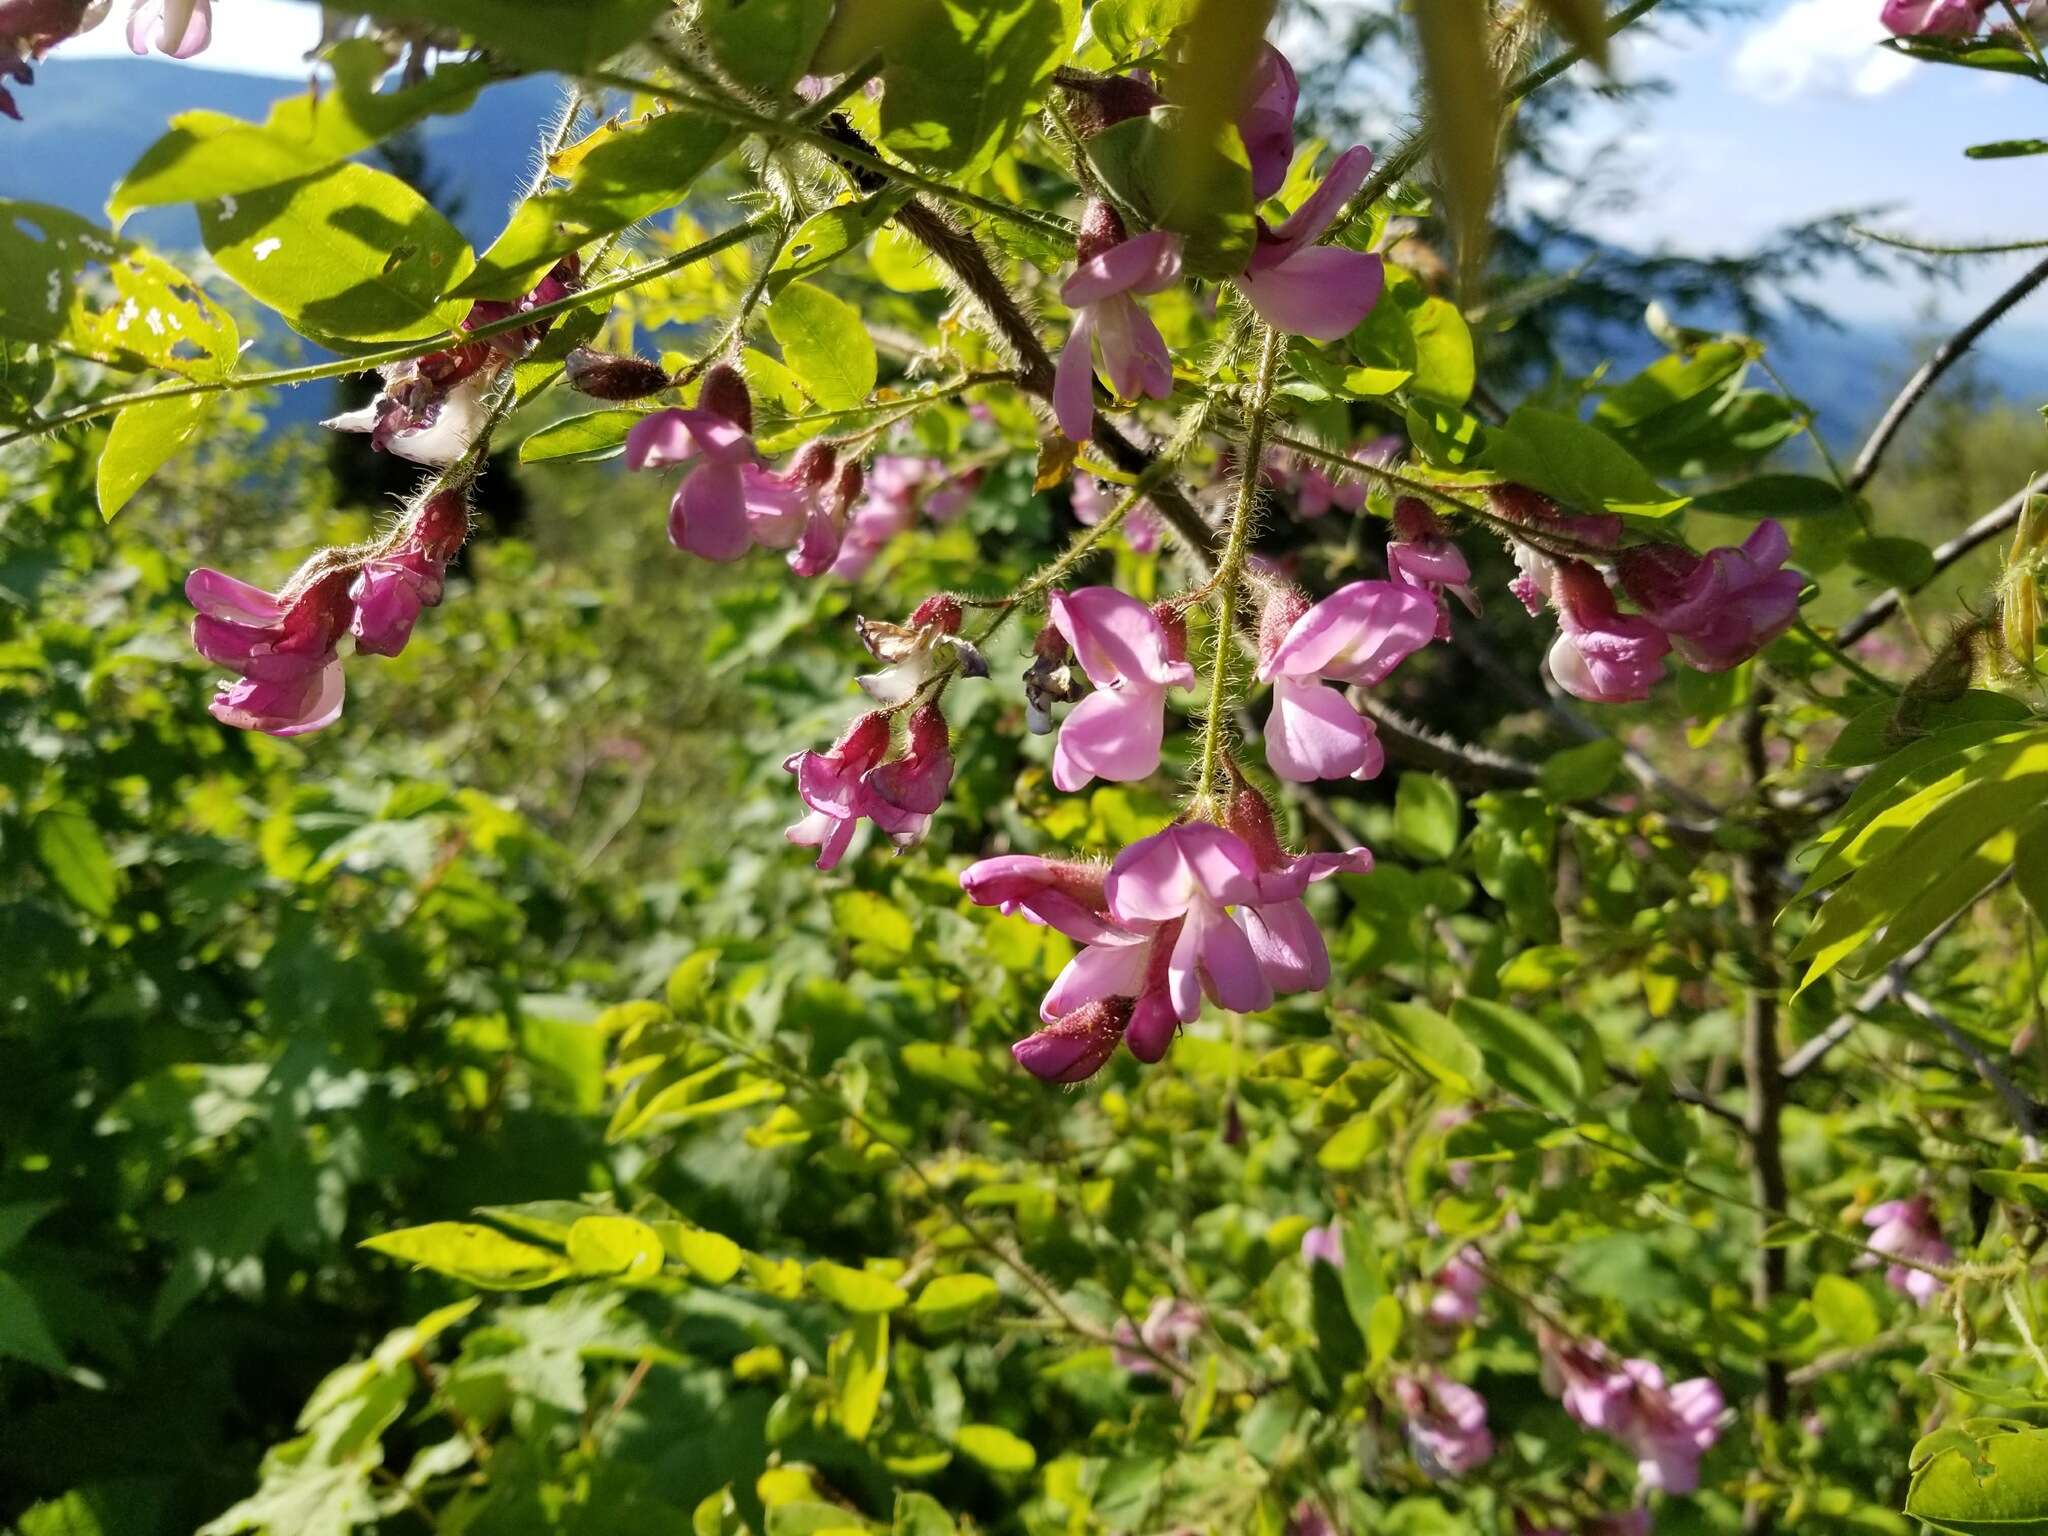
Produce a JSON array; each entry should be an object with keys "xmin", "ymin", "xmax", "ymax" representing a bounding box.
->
[
  {"xmin": 625, "ymin": 367, "xmax": 765, "ymax": 562},
  {"xmin": 1618, "ymin": 522, "xmax": 1804, "ymax": 673},
  {"xmin": 1860, "ymin": 1196, "xmax": 1952, "ymax": 1305},
  {"xmin": 1054, "ymin": 203, "xmax": 1183, "ymax": 442},
  {"xmin": 1238, "ymin": 42, "xmax": 1300, "ymax": 202},
  {"xmin": 1, "ymin": 0, "xmax": 105, "ymax": 119},
  {"xmin": 187, "ymin": 567, "xmax": 352, "ymax": 737},
  {"xmin": 1300, "ymin": 1222, "xmax": 1342, "ymax": 1268},
  {"xmin": 1255, "ymin": 581, "xmax": 1440, "ymax": 782},
  {"xmin": 1425, "ymin": 1245, "xmax": 1486, "ymax": 1326},
  {"xmin": 1013, "ymin": 997, "xmax": 1132, "ymax": 1084},
  {"xmin": 1047, "ymin": 587, "xmax": 1196, "ymax": 791},
  {"xmin": 863, "ymin": 703, "xmax": 953, "ymax": 849},
  {"xmin": 1543, "ymin": 560, "xmax": 1670, "ymax": 704},
  {"xmin": 1388, "ymin": 499, "xmax": 1480, "ymax": 641},
  {"xmin": 783, "ymin": 711, "xmax": 892, "ymax": 871},
  {"xmin": 1547, "ymin": 1334, "xmax": 1725, "ymax": 1495},
  {"xmin": 1396, "ymin": 1373, "xmax": 1494, "ymax": 1478},
  {"xmin": 347, "ymin": 491, "xmax": 467, "ymax": 657},
  {"xmin": 1881, "ymin": 0, "xmax": 1988, "ymax": 34},
  {"xmin": 1112, "ymin": 1297, "xmax": 1203, "ymax": 1374},
  {"xmin": 829, "ymin": 455, "xmax": 976, "ymax": 578},
  {"xmin": 127, "ymin": 0, "xmax": 207, "ymax": 57},
  {"xmin": 1288, "ymin": 1504, "xmax": 1336, "ymax": 1536},
  {"xmin": 1072, "ymin": 474, "xmax": 1161, "ymax": 553},
  {"xmin": 1106, "ymin": 824, "xmax": 1274, "ymax": 1019},
  {"xmin": 1226, "ymin": 782, "xmax": 1372, "ymax": 995},
  {"xmin": 1234, "ymin": 145, "xmax": 1384, "ymax": 341},
  {"xmin": 960, "ymin": 855, "xmax": 1129, "ymax": 947}
]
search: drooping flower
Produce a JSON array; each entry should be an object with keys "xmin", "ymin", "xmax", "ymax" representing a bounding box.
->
[
  {"xmin": 1072, "ymin": 473, "xmax": 1161, "ymax": 553},
  {"xmin": 348, "ymin": 490, "xmax": 468, "ymax": 657},
  {"xmin": 1545, "ymin": 560, "xmax": 1671, "ymax": 704},
  {"xmin": 1047, "ymin": 587, "xmax": 1197, "ymax": 791},
  {"xmin": 624, "ymin": 365, "xmax": 765, "ymax": 562},
  {"xmin": 830, "ymin": 455, "xmax": 979, "ymax": 579},
  {"xmin": 1, "ymin": 0, "xmax": 106, "ymax": 119},
  {"xmin": 1054, "ymin": 202, "xmax": 1183, "ymax": 442},
  {"xmin": 1112, "ymin": 1296, "xmax": 1203, "ymax": 1375},
  {"xmin": 1860, "ymin": 1195, "xmax": 1953, "ymax": 1305},
  {"xmin": 783, "ymin": 711, "xmax": 892, "ymax": 871},
  {"xmin": 1105, "ymin": 824, "xmax": 1274, "ymax": 1019},
  {"xmin": 1396, "ymin": 1372, "xmax": 1495, "ymax": 1479},
  {"xmin": 1425, "ymin": 1245, "xmax": 1487, "ymax": 1327},
  {"xmin": 126, "ymin": 0, "xmax": 207, "ymax": 56},
  {"xmin": 1300, "ymin": 1222, "xmax": 1342, "ymax": 1268},
  {"xmin": 1238, "ymin": 42, "xmax": 1300, "ymax": 202},
  {"xmin": 325, "ymin": 258, "xmax": 579, "ymax": 466},
  {"xmin": 1617, "ymin": 521, "xmax": 1804, "ymax": 673},
  {"xmin": 1013, "ymin": 996, "xmax": 1132, "ymax": 1084},
  {"xmin": 856, "ymin": 594, "xmax": 987, "ymax": 705},
  {"xmin": 863, "ymin": 703, "xmax": 953, "ymax": 850},
  {"xmin": 1388, "ymin": 498, "xmax": 1480, "ymax": 641},
  {"xmin": 1255, "ymin": 581, "xmax": 1440, "ymax": 782},
  {"xmin": 1234, "ymin": 145, "xmax": 1383, "ymax": 341},
  {"xmin": 1225, "ymin": 780, "xmax": 1372, "ymax": 995},
  {"xmin": 1881, "ymin": 0, "xmax": 1988, "ymax": 34},
  {"xmin": 1546, "ymin": 1332, "xmax": 1725, "ymax": 1495},
  {"xmin": 186, "ymin": 567, "xmax": 352, "ymax": 737},
  {"xmin": 961, "ymin": 855, "xmax": 1129, "ymax": 947}
]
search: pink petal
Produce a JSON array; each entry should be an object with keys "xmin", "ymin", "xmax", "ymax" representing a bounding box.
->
[
  {"xmin": 185, "ymin": 568, "xmax": 283, "ymax": 625},
  {"xmin": 1264, "ymin": 675, "xmax": 1375, "ymax": 782},
  {"xmin": 670, "ymin": 464, "xmax": 753, "ymax": 562},
  {"xmin": 1173, "ymin": 899, "xmax": 1272, "ymax": 1016},
  {"xmin": 1239, "ymin": 247, "xmax": 1385, "ymax": 341},
  {"xmin": 1092, "ymin": 293, "xmax": 1174, "ymax": 404},
  {"xmin": 1054, "ymin": 310, "xmax": 1097, "ymax": 441},
  {"xmin": 1243, "ymin": 897, "xmax": 1328, "ymax": 992},
  {"xmin": 1050, "ymin": 586, "xmax": 1195, "ymax": 690},
  {"xmin": 626, "ymin": 409, "xmax": 698, "ymax": 471},
  {"xmin": 1061, "ymin": 230, "xmax": 1184, "ymax": 306},
  {"xmin": 1051, "ymin": 685, "xmax": 1168, "ymax": 791},
  {"xmin": 1264, "ymin": 579, "xmax": 1439, "ymax": 685},
  {"xmin": 1266, "ymin": 144, "xmax": 1375, "ymax": 254},
  {"xmin": 1124, "ymin": 990, "xmax": 1179, "ymax": 1062},
  {"xmin": 161, "ymin": 0, "xmax": 209, "ymax": 57},
  {"xmin": 1041, "ymin": 935, "xmax": 1153, "ymax": 1022},
  {"xmin": 1238, "ymin": 44, "xmax": 1300, "ymax": 203}
]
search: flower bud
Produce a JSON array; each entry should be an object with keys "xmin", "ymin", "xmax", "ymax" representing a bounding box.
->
[
  {"xmin": 791, "ymin": 439, "xmax": 839, "ymax": 488},
  {"xmin": 909, "ymin": 593, "xmax": 963, "ymax": 633},
  {"xmin": 1075, "ymin": 199, "xmax": 1129, "ymax": 265},
  {"xmin": 697, "ymin": 362, "xmax": 754, "ymax": 433},
  {"xmin": 1057, "ymin": 69, "xmax": 1165, "ymax": 137},
  {"xmin": 1014, "ymin": 997, "xmax": 1130, "ymax": 1084},
  {"xmin": 1257, "ymin": 586, "xmax": 1311, "ymax": 670},
  {"xmin": 1151, "ymin": 601, "xmax": 1188, "ymax": 664},
  {"xmin": 833, "ymin": 458, "xmax": 865, "ymax": 510},
  {"xmin": 1224, "ymin": 778, "xmax": 1286, "ymax": 871},
  {"xmin": 563, "ymin": 346, "xmax": 672, "ymax": 401},
  {"xmin": 1392, "ymin": 496, "xmax": 1444, "ymax": 543}
]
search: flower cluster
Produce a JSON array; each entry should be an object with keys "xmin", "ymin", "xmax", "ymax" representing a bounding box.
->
[
  {"xmin": 1860, "ymin": 1193, "xmax": 1952, "ymax": 1304},
  {"xmin": 1543, "ymin": 1329, "xmax": 1727, "ymax": 1495},
  {"xmin": 1497, "ymin": 486, "xmax": 1803, "ymax": 703},
  {"xmin": 1396, "ymin": 1371, "xmax": 1495, "ymax": 1478},
  {"xmin": 1880, "ymin": 0, "xmax": 1991, "ymax": 35},
  {"xmin": 186, "ymin": 490, "xmax": 468, "ymax": 736},
  {"xmin": 324, "ymin": 258, "xmax": 581, "ymax": 467},
  {"xmin": 783, "ymin": 703, "xmax": 954, "ymax": 871},
  {"xmin": 961, "ymin": 787, "xmax": 1370, "ymax": 1083}
]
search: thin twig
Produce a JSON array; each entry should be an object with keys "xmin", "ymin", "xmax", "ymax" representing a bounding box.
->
[
  {"xmin": 1836, "ymin": 474, "xmax": 2048, "ymax": 647},
  {"xmin": 1898, "ymin": 984, "xmax": 2047, "ymax": 1159}
]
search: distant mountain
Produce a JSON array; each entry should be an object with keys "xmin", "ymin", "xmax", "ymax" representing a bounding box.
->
[{"xmin": 13, "ymin": 58, "xmax": 2048, "ymax": 446}]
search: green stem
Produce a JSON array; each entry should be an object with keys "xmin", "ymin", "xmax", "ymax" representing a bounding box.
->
[
  {"xmin": 0, "ymin": 216, "xmax": 774, "ymax": 450},
  {"xmin": 1194, "ymin": 328, "xmax": 1283, "ymax": 807},
  {"xmin": 1793, "ymin": 617, "xmax": 1900, "ymax": 695}
]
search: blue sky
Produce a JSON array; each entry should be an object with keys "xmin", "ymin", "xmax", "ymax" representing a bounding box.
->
[{"xmin": 59, "ymin": 0, "xmax": 2048, "ymax": 328}]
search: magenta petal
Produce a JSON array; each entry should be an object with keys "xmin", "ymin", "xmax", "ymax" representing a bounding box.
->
[
  {"xmin": 1051, "ymin": 686, "xmax": 1167, "ymax": 792},
  {"xmin": 1244, "ymin": 897, "xmax": 1328, "ymax": 993},
  {"xmin": 186, "ymin": 568, "xmax": 284, "ymax": 625},
  {"xmin": 1124, "ymin": 991, "xmax": 1178, "ymax": 1062},
  {"xmin": 1238, "ymin": 44, "xmax": 1300, "ymax": 203},
  {"xmin": 1050, "ymin": 586, "xmax": 1195, "ymax": 690},
  {"xmin": 1179, "ymin": 900, "xmax": 1272, "ymax": 1015},
  {"xmin": 626, "ymin": 409, "xmax": 698, "ymax": 471},
  {"xmin": 1239, "ymin": 248, "xmax": 1384, "ymax": 341},
  {"xmin": 1041, "ymin": 935, "xmax": 1153, "ymax": 1023},
  {"xmin": 1267, "ymin": 144, "xmax": 1375, "ymax": 254},
  {"xmin": 671, "ymin": 463, "xmax": 753, "ymax": 561},
  {"xmin": 1092, "ymin": 293, "xmax": 1174, "ymax": 404},
  {"xmin": 1266, "ymin": 579, "xmax": 1440, "ymax": 685},
  {"xmin": 1054, "ymin": 310, "xmax": 1097, "ymax": 442},
  {"xmin": 1265, "ymin": 675, "xmax": 1375, "ymax": 782},
  {"xmin": 1062, "ymin": 231, "xmax": 1184, "ymax": 305}
]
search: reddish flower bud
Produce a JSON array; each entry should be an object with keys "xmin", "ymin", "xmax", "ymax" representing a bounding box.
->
[
  {"xmin": 1257, "ymin": 586, "xmax": 1312, "ymax": 670},
  {"xmin": 563, "ymin": 346, "xmax": 673, "ymax": 401},
  {"xmin": 1074, "ymin": 198, "xmax": 1129, "ymax": 265},
  {"xmin": 1014, "ymin": 997, "xmax": 1131, "ymax": 1084},
  {"xmin": 1151, "ymin": 601, "xmax": 1189, "ymax": 664},
  {"xmin": 697, "ymin": 363, "xmax": 754, "ymax": 434},
  {"xmin": 791, "ymin": 439, "xmax": 839, "ymax": 488},
  {"xmin": 1057, "ymin": 69, "xmax": 1165, "ymax": 137},
  {"xmin": 1392, "ymin": 496, "xmax": 1444, "ymax": 543},
  {"xmin": 833, "ymin": 458, "xmax": 865, "ymax": 509},
  {"xmin": 1224, "ymin": 780, "xmax": 1287, "ymax": 872},
  {"xmin": 909, "ymin": 593, "xmax": 963, "ymax": 633}
]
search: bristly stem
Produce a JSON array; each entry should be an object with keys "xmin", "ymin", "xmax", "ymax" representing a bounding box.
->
[{"xmin": 1194, "ymin": 327, "xmax": 1283, "ymax": 809}]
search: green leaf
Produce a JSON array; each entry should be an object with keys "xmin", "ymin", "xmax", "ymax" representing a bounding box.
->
[
  {"xmin": 99, "ymin": 395, "xmax": 215, "ymax": 520},
  {"xmin": 1369, "ymin": 1000, "xmax": 1485, "ymax": 1094},
  {"xmin": 1449, "ymin": 997, "xmax": 1583, "ymax": 1115},
  {"xmin": 33, "ymin": 806, "xmax": 119, "ymax": 918},
  {"xmin": 913, "ymin": 1273, "xmax": 1000, "ymax": 1330},
  {"xmin": 953, "ymin": 1423, "xmax": 1036, "ymax": 1475},
  {"xmin": 109, "ymin": 42, "xmax": 491, "ymax": 221},
  {"xmin": 1883, "ymin": 33, "xmax": 2048, "ymax": 81},
  {"xmin": 1075, "ymin": 0, "xmax": 1198, "ymax": 63},
  {"xmin": 1975, "ymin": 1167, "xmax": 2048, "ymax": 1215},
  {"xmin": 1966, "ymin": 138, "xmax": 2048, "ymax": 159},
  {"xmin": 1538, "ymin": 739, "xmax": 1623, "ymax": 801},
  {"xmin": 1849, "ymin": 535, "xmax": 1937, "ymax": 590},
  {"xmin": 829, "ymin": 1313, "xmax": 889, "ymax": 1441},
  {"xmin": 1402, "ymin": 288, "xmax": 1476, "ymax": 408},
  {"xmin": 460, "ymin": 109, "xmax": 731, "ymax": 299},
  {"xmin": 518, "ymin": 407, "xmax": 649, "ymax": 465},
  {"xmin": 361, "ymin": 1222, "xmax": 571, "ymax": 1290},
  {"xmin": 1365, "ymin": 1293, "xmax": 1403, "ymax": 1370},
  {"xmin": 772, "ymin": 197, "xmax": 907, "ymax": 295},
  {"xmin": 2019, "ymin": 818, "xmax": 2048, "ymax": 928},
  {"xmin": 700, "ymin": 0, "xmax": 835, "ymax": 94},
  {"xmin": 808, "ymin": 1261, "xmax": 909, "ymax": 1313},
  {"xmin": 879, "ymin": 0, "xmax": 1072, "ymax": 177},
  {"xmin": 893, "ymin": 1493, "xmax": 956, "ymax": 1536},
  {"xmin": 1811, "ymin": 1274, "xmax": 1881, "ymax": 1345},
  {"xmin": 0, "ymin": 202, "xmax": 126, "ymax": 345},
  {"xmin": 1625, "ymin": 1066, "xmax": 1696, "ymax": 1165},
  {"xmin": 1414, "ymin": 0, "xmax": 1499, "ymax": 285},
  {"xmin": 1690, "ymin": 474, "xmax": 1847, "ymax": 519},
  {"xmin": 665, "ymin": 948, "xmax": 721, "ymax": 1015},
  {"xmin": 1393, "ymin": 773, "xmax": 1461, "ymax": 863},
  {"xmin": 767, "ymin": 282, "xmax": 877, "ymax": 412},
  {"xmin": 200, "ymin": 162, "xmax": 473, "ymax": 348},
  {"xmin": 1317, "ymin": 1114, "xmax": 1383, "ymax": 1171},
  {"xmin": 0, "ymin": 1273, "xmax": 67, "ymax": 1372},
  {"xmin": 72, "ymin": 246, "xmax": 240, "ymax": 378},
  {"xmin": 1482, "ymin": 405, "xmax": 1689, "ymax": 518},
  {"xmin": 1444, "ymin": 1108, "xmax": 1557, "ymax": 1161},
  {"xmin": 1085, "ymin": 109, "xmax": 1256, "ymax": 280},
  {"xmin": 1909, "ymin": 1426, "xmax": 2048, "ymax": 1534},
  {"xmin": 566, "ymin": 1215, "xmax": 666, "ymax": 1280},
  {"xmin": 657, "ymin": 1222, "xmax": 745, "ymax": 1283},
  {"xmin": 311, "ymin": 0, "xmax": 673, "ymax": 70}
]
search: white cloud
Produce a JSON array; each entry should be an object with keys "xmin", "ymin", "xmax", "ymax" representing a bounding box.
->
[
  {"xmin": 1729, "ymin": 0, "xmax": 1916, "ymax": 101},
  {"xmin": 58, "ymin": 0, "xmax": 324, "ymax": 78}
]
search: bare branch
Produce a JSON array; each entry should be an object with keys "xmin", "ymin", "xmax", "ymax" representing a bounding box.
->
[{"xmin": 1836, "ymin": 474, "xmax": 2047, "ymax": 648}]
